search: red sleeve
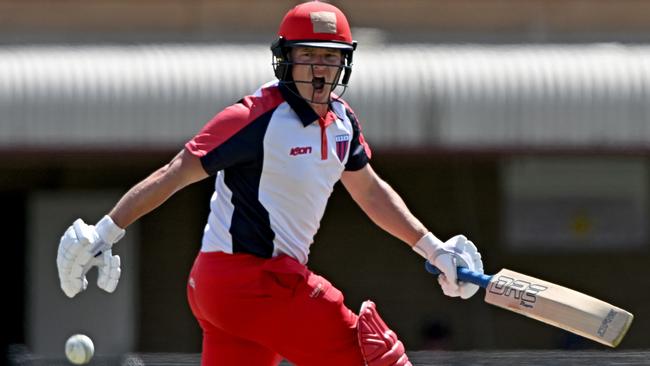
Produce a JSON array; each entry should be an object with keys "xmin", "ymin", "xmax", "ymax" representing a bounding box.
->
[
  {"xmin": 185, "ymin": 102, "xmax": 252, "ymax": 158},
  {"xmin": 185, "ymin": 86, "xmax": 284, "ymax": 157}
]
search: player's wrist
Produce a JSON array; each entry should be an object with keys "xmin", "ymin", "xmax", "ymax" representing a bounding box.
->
[
  {"xmin": 95, "ymin": 215, "xmax": 125, "ymax": 245},
  {"xmin": 412, "ymin": 232, "xmax": 446, "ymax": 261}
]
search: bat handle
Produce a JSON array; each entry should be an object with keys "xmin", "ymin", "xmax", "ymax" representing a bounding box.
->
[{"xmin": 425, "ymin": 261, "xmax": 492, "ymax": 289}]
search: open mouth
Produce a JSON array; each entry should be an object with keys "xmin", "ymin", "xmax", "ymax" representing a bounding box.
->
[{"xmin": 312, "ymin": 77, "xmax": 326, "ymax": 91}]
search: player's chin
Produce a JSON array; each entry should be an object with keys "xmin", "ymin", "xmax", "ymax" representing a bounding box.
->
[{"xmin": 312, "ymin": 89, "xmax": 329, "ymax": 103}]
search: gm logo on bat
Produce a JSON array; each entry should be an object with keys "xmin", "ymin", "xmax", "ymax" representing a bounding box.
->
[{"xmin": 489, "ymin": 275, "xmax": 548, "ymax": 308}]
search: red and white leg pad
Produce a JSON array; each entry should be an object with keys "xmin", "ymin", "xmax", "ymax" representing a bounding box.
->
[{"xmin": 357, "ymin": 300, "xmax": 412, "ymax": 366}]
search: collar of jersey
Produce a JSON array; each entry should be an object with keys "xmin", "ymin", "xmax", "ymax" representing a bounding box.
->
[{"xmin": 278, "ymin": 83, "xmax": 338, "ymax": 128}]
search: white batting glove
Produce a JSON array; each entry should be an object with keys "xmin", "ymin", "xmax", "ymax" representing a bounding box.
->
[
  {"xmin": 413, "ymin": 233, "xmax": 484, "ymax": 299},
  {"xmin": 56, "ymin": 215, "xmax": 125, "ymax": 298}
]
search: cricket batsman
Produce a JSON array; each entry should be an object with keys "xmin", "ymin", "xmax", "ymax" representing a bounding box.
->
[{"xmin": 56, "ymin": 2, "xmax": 484, "ymax": 365}]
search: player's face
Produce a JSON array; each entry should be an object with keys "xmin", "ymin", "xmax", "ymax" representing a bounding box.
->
[{"xmin": 290, "ymin": 47, "xmax": 343, "ymax": 104}]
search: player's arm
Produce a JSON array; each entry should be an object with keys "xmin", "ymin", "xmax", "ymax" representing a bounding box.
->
[
  {"xmin": 57, "ymin": 148, "xmax": 208, "ymax": 298},
  {"xmin": 341, "ymin": 164, "xmax": 427, "ymax": 245},
  {"xmin": 341, "ymin": 164, "xmax": 483, "ymax": 298},
  {"xmin": 108, "ymin": 148, "xmax": 208, "ymax": 228}
]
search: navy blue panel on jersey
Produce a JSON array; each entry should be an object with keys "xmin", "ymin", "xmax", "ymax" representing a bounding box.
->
[
  {"xmin": 206, "ymin": 108, "xmax": 276, "ymax": 257},
  {"xmin": 344, "ymin": 109, "xmax": 370, "ymax": 171},
  {"xmin": 199, "ymin": 107, "xmax": 272, "ymax": 174}
]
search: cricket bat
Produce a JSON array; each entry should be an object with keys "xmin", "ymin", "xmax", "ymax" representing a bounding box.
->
[{"xmin": 425, "ymin": 262, "xmax": 633, "ymax": 347}]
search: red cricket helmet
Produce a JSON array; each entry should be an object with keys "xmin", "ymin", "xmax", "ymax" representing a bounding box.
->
[
  {"xmin": 278, "ymin": 1, "xmax": 355, "ymax": 50},
  {"xmin": 271, "ymin": 1, "xmax": 357, "ymax": 102}
]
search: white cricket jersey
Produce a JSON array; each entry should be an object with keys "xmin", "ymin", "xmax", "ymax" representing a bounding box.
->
[{"xmin": 185, "ymin": 81, "xmax": 371, "ymax": 264}]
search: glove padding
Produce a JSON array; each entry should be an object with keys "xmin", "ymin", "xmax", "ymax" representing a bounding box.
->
[
  {"xmin": 96, "ymin": 249, "xmax": 121, "ymax": 293},
  {"xmin": 56, "ymin": 217, "xmax": 124, "ymax": 298},
  {"xmin": 435, "ymin": 235, "xmax": 483, "ymax": 299},
  {"xmin": 413, "ymin": 233, "xmax": 484, "ymax": 299}
]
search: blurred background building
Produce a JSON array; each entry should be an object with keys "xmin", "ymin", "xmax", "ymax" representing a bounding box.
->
[{"xmin": 2, "ymin": 0, "xmax": 650, "ymax": 362}]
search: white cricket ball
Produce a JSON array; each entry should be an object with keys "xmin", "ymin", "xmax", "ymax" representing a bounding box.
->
[{"xmin": 65, "ymin": 334, "xmax": 94, "ymax": 365}]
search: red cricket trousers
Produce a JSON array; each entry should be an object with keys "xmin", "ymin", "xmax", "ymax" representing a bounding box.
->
[{"xmin": 186, "ymin": 251, "xmax": 365, "ymax": 366}]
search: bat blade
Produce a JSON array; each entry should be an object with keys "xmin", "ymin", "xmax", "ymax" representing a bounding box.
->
[
  {"xmin": 485, "ymin": 268, "xmax": 633, "ymax": 347},
  {"xmin": 425, "ymin": 263, "xmax": 634, "ymax": 347}
]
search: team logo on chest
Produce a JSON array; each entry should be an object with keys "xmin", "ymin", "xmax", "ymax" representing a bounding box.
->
[{"xmin": 335, "ymin": 134, "xmax": 350, "ymax": 162}]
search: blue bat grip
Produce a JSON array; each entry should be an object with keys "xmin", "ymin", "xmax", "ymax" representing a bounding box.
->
[{"xmin": 425, "ymin": 261, "xmax": 492, "ymax": 289}]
